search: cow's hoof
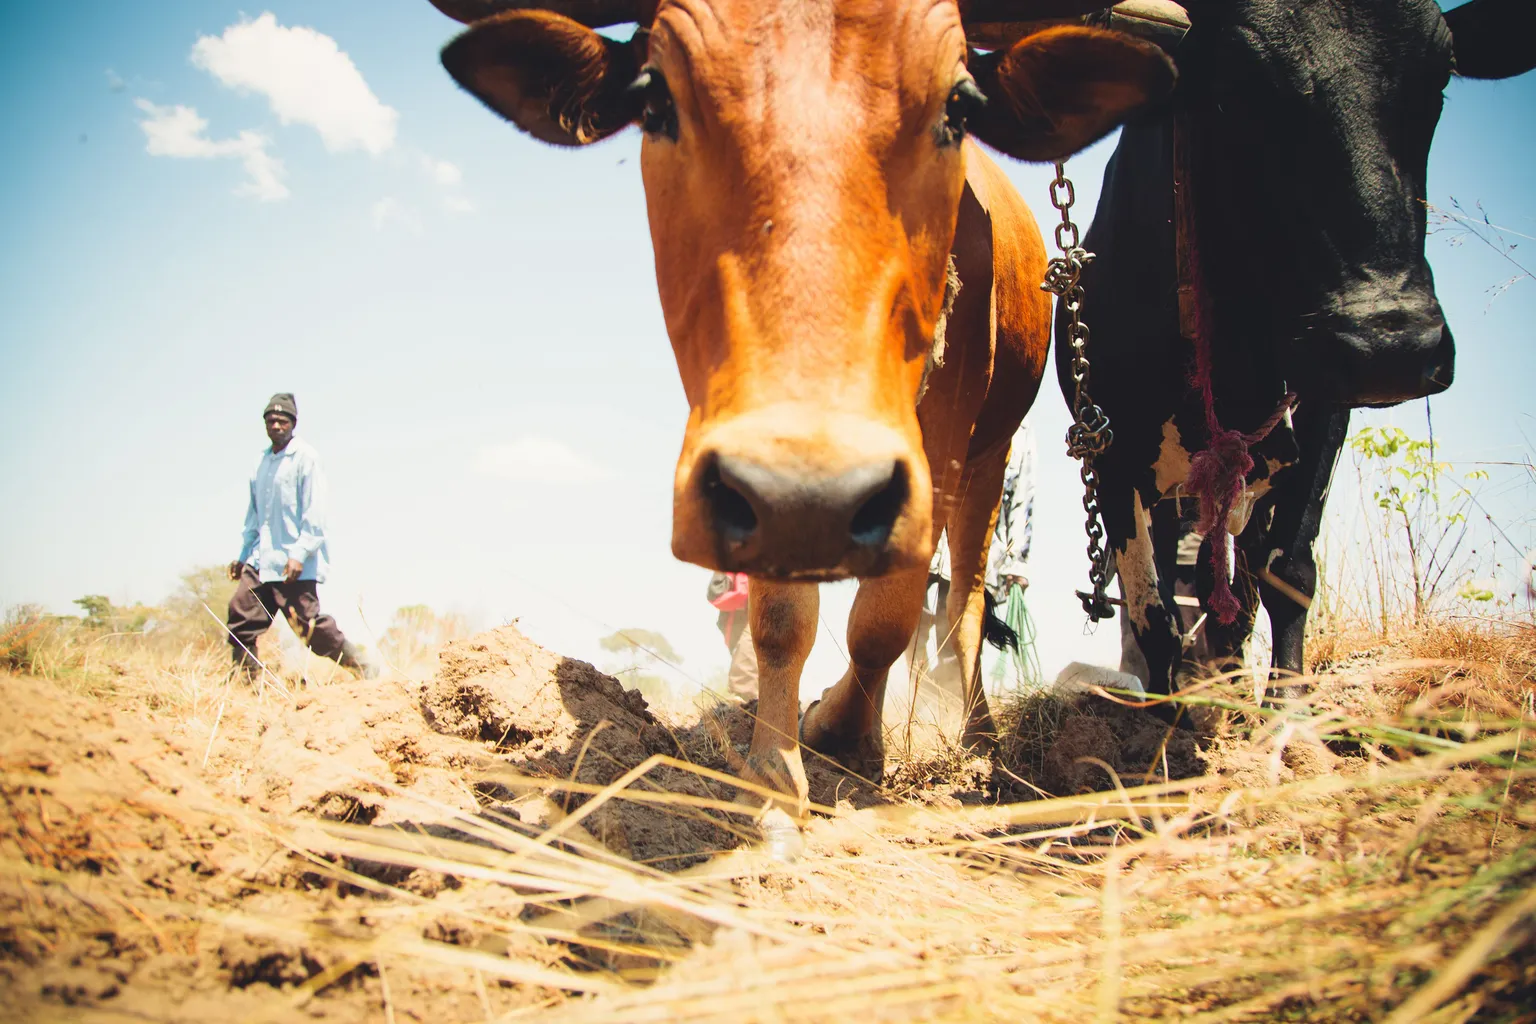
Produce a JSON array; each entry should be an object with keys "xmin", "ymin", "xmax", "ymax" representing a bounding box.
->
[
  {"xmin": 1263, "ymin": 682, "xmax": 1310, "ymax": 708},
  {"xmin": 1147, "ymin": 695, "xmax": 1183, "ymax": 725},
  {"xmin": 960, "ymin": 712, "xmax": 999, "ymax": 754},
  {"xmin": 800, "ymin": 700, "xmax": 885, "ymax": 784},
  {"xmin": 758, "ymin": 807, "xmax": 803, "ymax": 864},
  {"xmin": 742, "ymin": 749, "xmax": 804, "ymax": 794}
]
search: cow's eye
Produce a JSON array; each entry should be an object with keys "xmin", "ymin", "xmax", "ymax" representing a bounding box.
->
[
  {"xmin": 630, "ymin": 66, "xmax": 678, "ymax": 141},
  {"xmin": 939, "ymin": 77, "xmax": 987, "ymax": 147}
]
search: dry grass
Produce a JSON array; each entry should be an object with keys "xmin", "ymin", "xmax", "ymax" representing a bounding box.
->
[{"xmin": 3, "ymin": 614, "xmax": 1536, "ymax": 1022}]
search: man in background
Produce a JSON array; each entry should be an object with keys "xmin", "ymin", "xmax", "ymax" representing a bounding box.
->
[
  {"xmin": 987, "ymin": 418, "xmax": 1037, "ymax": 599},
  {"xmin": 225, "ymin": 393, "xmax": 375, "ymax": 682},
  {"xmin": 920, "ymin": 418, "xmax": 1037, "ymax": 690},
  {"xmin": 707, "ymin": 570, "xmax": 758, "ymax": 701}
]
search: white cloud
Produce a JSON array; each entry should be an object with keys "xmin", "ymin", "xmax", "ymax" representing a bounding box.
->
[
  {"xmin": 135, "ymin": 99, "xmax": 288, "ymax": 201},
  {"xmin": 473, "ymin": 438, "xmax": 608, "ymax": 484},
  {"xmin": 424, "ymin": 157, "xmax": 462, "ymax": 186},
  {"xmin": 423, "ymin": 154, "xmax": 472, "ymax": 213},
  {"xmin": 191, "ymin": 12, "xmax": 397, "ymax": 155},
  {"xmin": 370, "ymin": 197, "xmax": 421, "ymax": 232}
]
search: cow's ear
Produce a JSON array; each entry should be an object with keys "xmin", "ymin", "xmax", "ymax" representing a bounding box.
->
[
  {"xmin": 1444, "ymin": 0, "xmax": 1536, "ymax": 80},
  {"xmin": 442, "ymin": 12, "xmax": 643, "ymax": 146},
  {"xmin": 969, "ymin": 26, "xmax": 1175, "ymax": 162}
]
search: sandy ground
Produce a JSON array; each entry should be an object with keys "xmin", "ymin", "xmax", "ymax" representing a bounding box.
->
[
  {"xmin": 3, "ymin": 623, "xmax": 1531, "ymax": 1021},
  {"xmin": 0, "ymin": 626, "xmax": 878, "ymax": 1019}
]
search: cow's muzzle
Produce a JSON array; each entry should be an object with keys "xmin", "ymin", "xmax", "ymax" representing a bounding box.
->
[
  {"xmin": 672, "ymin": 409, "xmax": 931, "ymax": 580},
  {"xmin": 1290, "ymin": 287, "xmax": 1454, "ymax": 407}
]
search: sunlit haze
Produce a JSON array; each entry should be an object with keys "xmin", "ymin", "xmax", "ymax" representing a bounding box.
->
[{"xmin": 3, "ymin": 2, "xmax": 1533, "ymax": 698}]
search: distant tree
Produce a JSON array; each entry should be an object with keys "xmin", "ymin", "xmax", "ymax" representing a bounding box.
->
[
  {"xmin": 71, "ymin": 594, "xmax": 155, "ymax": 633},
  {"xmin": 598, "ymin": 628, "xmax": 681, "ymax": 667},
  {"xmin": 381, "ymin": 604, "xmax": 468, "ymax": 665},
  {"xmin": 162, "ymin": 565, "xmax": 239, "ymax": 646},
  {"xmin": 73, "ymin": 595, "xmax": 113, "ymax": 629},
  {"xmin": 598, "ymin": 628, "xmax": 682, "ymax": 706}
]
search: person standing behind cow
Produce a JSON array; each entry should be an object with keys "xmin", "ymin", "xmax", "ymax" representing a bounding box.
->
[
  {"xmin": 921, "ymin": 419, "xmax": 1037, "ymax": 689},
  {"xmin": 988, "ymin": 418, "xmax": 1037, "ymax": 599},
  {"xmin": 707, "ymin": 570, "xmax": 757, "ymax": 701},
  {"xmin": 225, "ymin": 393, "xmax": 375, "ymax": 682}
]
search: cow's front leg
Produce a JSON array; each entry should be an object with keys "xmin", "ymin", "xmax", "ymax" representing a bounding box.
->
[
  {"xmin": 1198, "ymin": 523, "xmax": 1262, "ymax": 673},
  {"xmin": 1109, "ymin": 483, "xmax": 1184, "ymax": 704},
  {"xmin": 800, "ymin": 567, "xmax": 929, "ymax": 784},
  {"xmin": 943, "ymin": 443, "xmax": 1011, "ymax": 750},
  {"xmin": 742, "ymin": 578, "xmax": 816, "ymax": 820},
  {"xmin": 1256, "ymin": 404, "xmax": 1350, "ymax": 702}
]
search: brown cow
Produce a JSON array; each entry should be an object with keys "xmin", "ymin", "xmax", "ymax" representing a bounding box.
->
[{"xmin": 427, "ymin": 0, "xmax": 1173, "ymax": 826}]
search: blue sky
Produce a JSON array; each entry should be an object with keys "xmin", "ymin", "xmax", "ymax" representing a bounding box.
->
[{"xmin": 1, "ymin": 2, "xmax": 1532, "ymax": 696}]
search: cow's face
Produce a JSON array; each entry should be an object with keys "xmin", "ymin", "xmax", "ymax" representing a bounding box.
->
[
  {"xmin": 440, "ymin": 1, "xmax": 1171, "ymax": 578},
  {"xmin": 1180, "ymin": 0, "xmax": 1532, "ymax": 406}
]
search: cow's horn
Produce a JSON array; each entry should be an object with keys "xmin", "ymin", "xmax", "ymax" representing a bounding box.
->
[{"xmin": 426, "ymin": 0, "xmax": 641, "ymax": 27}]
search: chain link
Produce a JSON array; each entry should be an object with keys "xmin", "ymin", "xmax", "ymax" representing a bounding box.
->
[{"xmin": 1041, "ymin": 161, "xmax": 1116, "ymax": 621}]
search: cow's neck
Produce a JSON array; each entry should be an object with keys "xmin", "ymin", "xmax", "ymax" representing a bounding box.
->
[
  {"xmin": 1098, "ymin": 108, "xmax": 1289, "ymax": 432},
  {"xmin": 915, "ymin": 254, "xmax": 961, "ymax": 406}
]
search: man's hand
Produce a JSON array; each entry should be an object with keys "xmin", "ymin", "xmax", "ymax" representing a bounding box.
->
[
  {"xmin": 283, "ymin": 559, "xmax": 304, "ymax": 582},
  {"xmin": 1001, "ymin": 574, "xmax": 1029, "ymax": 592},
  {"xmin": 227, "ymin": 561, "xmax": 245, "ymax": 581}
]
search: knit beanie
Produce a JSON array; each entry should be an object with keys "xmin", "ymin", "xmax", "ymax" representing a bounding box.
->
[{"xmin": 263, "ymin": 393, "xmax": 298, "ymax": 421}]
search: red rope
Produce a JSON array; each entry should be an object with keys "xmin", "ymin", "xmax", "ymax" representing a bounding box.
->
[{"xmin": 1183, "ymin": 194, "xmax": 1296, "ymax": 625}]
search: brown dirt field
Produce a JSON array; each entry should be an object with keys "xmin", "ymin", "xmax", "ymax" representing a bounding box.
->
[
  {"xmin": 0, "ymin": 626, "xmax": 891, "ymax": 1021},
  {"xmin": 3, "ymin": 622, "xmax": 1535, "ymax": 1022}
]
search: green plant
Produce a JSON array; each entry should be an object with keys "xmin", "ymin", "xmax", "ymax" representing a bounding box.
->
[
  {"xmin": 1, "ymin": 604, "xmax": 52, "ymax": 672},
  {"xmin": 1348, "ymin": 425, "xmax": 1489, "ymax": 628}
]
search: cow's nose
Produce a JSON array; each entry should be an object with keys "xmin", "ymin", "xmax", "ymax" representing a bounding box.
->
[
  {"xmin": 699, "ymin": 452, "xmax": 912, "ymax": 578},
  {"xmin": 1333, "ymin": 307, "xmax": 1455, "ymax": 406}
]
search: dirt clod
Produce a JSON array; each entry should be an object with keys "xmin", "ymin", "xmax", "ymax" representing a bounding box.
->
[
  {"xmin": 1041, "ymin": 716, "xmax": 1122, "ymax": 794},
  {"xmin": 1001, "ymin": 693, "xmax": 1208, "ymax": 798}
]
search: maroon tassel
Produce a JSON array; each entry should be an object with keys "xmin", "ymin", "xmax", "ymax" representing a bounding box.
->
[
  {"xmin": 1182, "ymin": 149, "xmax": 1295, "ymax": 625},
  {"xmin": 1187, "ymin": 428, "xmax": 1253, "ymax": 624}
]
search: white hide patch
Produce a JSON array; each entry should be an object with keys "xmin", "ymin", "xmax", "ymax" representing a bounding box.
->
[
  {"xmin": 1159, "ymin": 416, "xmax": 1273, "ymax": 538},
  {"xmin": 1119, "ymin": 491, "xmax": 1162, "ymax": 631},
  {"xmin": 1227, "ymin": 489, "xmax": 1258, "ymax": 536}
]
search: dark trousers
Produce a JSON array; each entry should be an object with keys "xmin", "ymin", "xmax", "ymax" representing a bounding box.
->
[{"xmin": 226, "ymin": 565, "xmax": 355, "ymax": 675}]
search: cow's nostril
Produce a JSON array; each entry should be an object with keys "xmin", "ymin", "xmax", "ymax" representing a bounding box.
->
[
  {"xmin": 702, "ymin": 458, "xmax": 758, "ymax": 543},
  {"xmin": 701, "ymin": 450, "xmax": 913, "ymax": 571},
  {"xmin": 848, "ymin": 461, "xmax": 908, "ymax": 549}
]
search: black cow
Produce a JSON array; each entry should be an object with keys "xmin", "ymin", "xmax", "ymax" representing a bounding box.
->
[{"xmin": 1057, "ymin": 0, "xmax": 1535, "ymax": 702}]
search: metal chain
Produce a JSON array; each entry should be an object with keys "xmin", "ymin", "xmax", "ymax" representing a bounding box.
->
[{"xmin": 1041, "ymin": 161, "xmax": 1116, "ymax": 622}]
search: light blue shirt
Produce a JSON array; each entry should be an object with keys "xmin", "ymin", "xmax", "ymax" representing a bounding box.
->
[{"xmin": 236, "ymin": 436, "xmax": 331, "ymax": 583}]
